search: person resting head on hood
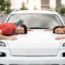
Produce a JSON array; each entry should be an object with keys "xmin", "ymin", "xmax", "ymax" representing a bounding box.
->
[
  {"xmin": 44, "ymin": 26, "xmax": 65, "ymax": 40},
  {"xmin": 0, "ymin": 23, "xmax": 33, "ymax": 40}
]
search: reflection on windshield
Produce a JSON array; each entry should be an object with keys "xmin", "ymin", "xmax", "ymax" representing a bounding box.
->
[{"xmin": 7, "ymin": 14, "xmax": 63, "ymax": 28}]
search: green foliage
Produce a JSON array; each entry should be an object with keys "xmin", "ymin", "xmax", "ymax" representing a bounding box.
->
[
  {"xmin": 5, "ymin": 1, "xmax": 11, "ymax": 7},
  {"xmin": 48, "ymin": 6, "xmax": 51, "ymax": 9},
  {"xmin": 0, "ymin": 0, "xmax": 6, "ymax": 11},
  {"xmin": 5, "ymin": 1, "xmax": 11, "ymax": 14},
  {"xmin": 55, "ymin": 9, "xmax": 58, "ymax": 12},
  {"xmin": 0, "ymin": 0, "xmax": 11, "ymax": 14},
  {"xmin": 5, "ymin": 7, "xmax": 11, "ymax": 14},
  {"xmin": 21, "ymin": 2, "xmax": 28, "ymax": 10},
  {"xmin": 60, "ymin": 5, "xmax": 65, "ymax": 14}
]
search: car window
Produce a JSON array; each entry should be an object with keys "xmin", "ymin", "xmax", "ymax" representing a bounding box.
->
[{"xmin": 6, "ymin": 14, "xmax": 63, "ymax": 29}]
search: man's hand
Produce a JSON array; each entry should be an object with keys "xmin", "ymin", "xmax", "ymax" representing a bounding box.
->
[
  {"xmin": 27, "ymin": 29, "xmax": 33, "ymax": 31},
  {"xmin": 7, "ymin": 37, "xmax": 17, "ymax": 40},
  {"xmin": 44, "ymin": 29, "xmax": 51, "ymax": 31},
  {"xmin": 55, "ymin": 36, "xmax": 65, "ymax": 40}
]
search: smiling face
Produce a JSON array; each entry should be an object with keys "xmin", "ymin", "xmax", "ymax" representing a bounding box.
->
[
  {"xmin": 15, "ymin": 25, "xmax": 25, "ymax": 34},
  {"xmin": 55, "ymin": 28, "xmax": 64, "ymax": 34}
]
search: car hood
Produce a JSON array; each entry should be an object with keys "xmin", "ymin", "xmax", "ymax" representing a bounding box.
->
[{"xmin": 7, "ymin": 30, "xmax": 63, "ymax": 56}]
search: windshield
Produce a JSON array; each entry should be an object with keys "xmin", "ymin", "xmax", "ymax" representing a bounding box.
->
[{"xmin": 6, "ymin": 14, "xmax": 63, "ymax": 29}]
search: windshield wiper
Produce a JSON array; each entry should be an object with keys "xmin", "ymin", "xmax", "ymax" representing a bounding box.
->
[{"xmin": 29, "ymin": 27, "xmax": 49, "ymax": 29}]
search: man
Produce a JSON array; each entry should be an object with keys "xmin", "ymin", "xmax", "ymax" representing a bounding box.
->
[{"xmin": 0, "ymin": 23, "xmax": 32, "ymax": 40}]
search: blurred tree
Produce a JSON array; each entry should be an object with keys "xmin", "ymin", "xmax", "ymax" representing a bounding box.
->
[
  {"xmin": 21, "ymin": 2, "xmax": 28, "ymax": 10},
  {"xmin": 5, "ymin": 1, "xmax": 11, "ymax": 14},
  {"xmin": 0, "ymin": 0, "xmax": 5, "ymax": 11},
  {"xmin": 0, "ymin": 0, "xmax": 11, "ymax": 15},
  {"xmin": 55, "ymin": 9, "xmax": 58, "ymax": 12},
  {"xmin": 60, "ymin": 5, "xmax": 65, "ymax": 15}
]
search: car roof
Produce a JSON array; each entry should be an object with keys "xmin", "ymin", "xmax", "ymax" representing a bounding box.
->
[{"xmin": 11, "ymin": 10, "xmax": 58, "ymax": 15}]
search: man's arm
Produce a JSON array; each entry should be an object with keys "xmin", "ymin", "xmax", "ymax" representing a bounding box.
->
[
  {"xmin": 0, "ymin": 30, "xmax": 17, "ymax": 40},
  {"xmin": 44, "ymin": 28, "xmax": 53, "ymax": 31},
  {"xmin": 0, "ymin": 34, "xmax": 17, "ymax": 40}
]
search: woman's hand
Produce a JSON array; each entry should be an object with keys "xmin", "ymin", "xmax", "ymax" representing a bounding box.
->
[
  {"xmin": 44, "ymin": 28, "xmax": 53, "ymax": 31},
  {"xmin": 55, "ymin": 36, "xmax": 65, "ymax": 40}
]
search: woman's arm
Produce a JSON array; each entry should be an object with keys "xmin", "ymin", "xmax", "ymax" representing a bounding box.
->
[
  {"xmin": 44, "ymin": 28, "xmax": 53, "ymax": 31},
  {"xmin": 55, "ymin": 36, "xmax": 65, "ymax": 40}
]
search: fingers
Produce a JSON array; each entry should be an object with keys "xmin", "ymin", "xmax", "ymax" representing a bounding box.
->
[
  {"xmin": 12, "ymin": 37, "xmax": 17, "ymax": 40},
  {"xmin": 29, "ymin": 29, "xmax": 33, "ymax": 31},
  {"xmin": 8, "ymin": 37, "xmax": 17, "ymax": 41},
  {"xmin": 55, "ymin": 38, "xmax": 60, "ymax": 40},
  {"xmin": 55, "ymin": 37, "xmax": 61, "ymax": 40},
  {"xmin": 30, "ymin": 29, "xmax": 33, "ymax": 31},
  {"xmin": 44, "ymin": 30, "xmax": 47, "ymax": 31},
  {"xmin": 44, "ymin": 29, "xmax": 49, "ymax": 31}
]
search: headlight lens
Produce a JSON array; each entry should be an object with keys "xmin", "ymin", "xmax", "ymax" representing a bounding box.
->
[
  {"xmin": 62, "ymin": 43, "xmax": 65, "ymax": 47},
  {"xmin": 0, "ymin": 41, "xmax": 6, "ymax": 47}
]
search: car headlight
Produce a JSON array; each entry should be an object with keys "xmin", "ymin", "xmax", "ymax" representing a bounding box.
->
[
  {"xmin": 0, "ymin": 41, "xmax": 6, "ymax": 47},
  {"xmin": 62, "ymin": 43, "xmax": 65, "ymax": 47}
]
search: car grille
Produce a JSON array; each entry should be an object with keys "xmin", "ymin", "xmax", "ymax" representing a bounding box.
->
[{"xmin": 13, "ymin": 55, "xmax": 56, "ymax": 57}]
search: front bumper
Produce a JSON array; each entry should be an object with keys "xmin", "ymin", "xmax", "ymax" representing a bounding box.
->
[
  {"xmin": 0, "ymin": 57, "xmax": 65, "ymax": 64},
  {"xmin": 0, "ymin": 40, "xmax": 65, "ymax": 65}
]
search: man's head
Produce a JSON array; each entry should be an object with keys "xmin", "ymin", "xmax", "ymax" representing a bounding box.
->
[
  {"xmin": 53, "ymin": 26, "xmax": 65, "ymax": 34},
  {"xmin": 15, "ymin": 24, "xmax": 27, "ymax": 34}
]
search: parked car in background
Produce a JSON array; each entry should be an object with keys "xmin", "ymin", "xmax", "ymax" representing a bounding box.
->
[{"xmin": 0, "ymin": 10, "xmax": 65, "ymax": 65}]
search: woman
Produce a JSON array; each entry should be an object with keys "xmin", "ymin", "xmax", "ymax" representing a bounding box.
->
[{"xmin": 45, "ymin": 26, "xmax": 65, "ymax": 40}]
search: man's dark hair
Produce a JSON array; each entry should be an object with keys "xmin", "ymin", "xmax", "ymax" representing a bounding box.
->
[
  {"xmin": 21, "ymin": 24, "xmax": 27, "ymax": 34},
  {"xmin": 53, "ymin": 26, "xmax": 65, "ymax": 33}
]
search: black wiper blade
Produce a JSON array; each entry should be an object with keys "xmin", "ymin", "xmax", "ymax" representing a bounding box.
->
[{"xmin": 29, "ymin": 27, "xmax": 49, "ymax": 29}]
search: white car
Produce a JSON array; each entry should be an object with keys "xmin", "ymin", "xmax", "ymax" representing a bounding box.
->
[{"xmin": 0, "ymin": 10, "xmax": 65, "ymax": 65}]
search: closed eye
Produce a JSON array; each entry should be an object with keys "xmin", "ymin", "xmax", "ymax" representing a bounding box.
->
[{"xmin": 57, "ymin": 30, "xmax": 59, "ymax": 34}]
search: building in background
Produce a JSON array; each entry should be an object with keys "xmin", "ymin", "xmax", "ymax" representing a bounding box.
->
[
  {"xmin": 22, "ymin": 0, "xmax": 41, "ymax": 10},
  {"xmin": 23, "ymin": 0, "xmax": 61, "ymax": 11},
  {"xmin": 41, "ymin": 0, "xmax": 49, "ymax": 10},
  {"xmin": 8, "ymin": 0, "xmax": 22, "ymax": 10},
  {"xmin": 41, "ymin": 0, "xmax": 57, "ymax": 10},
  {"xmin": 5, "ymin": 0, "xmax": 15, "ymax": 10},
  {"xmin": 10, "ymin": 0, "xmax": 15, "ymax": 10},
  {"xmin": 9, "ymin": 0, "xmax": 61, "ymax": 11},
  {"xmin": 56, "ymin": 0, "xmax": 61, "ymax": 12},
  {"xmin": 41, "ymin": 0, "xmax": 61, "ymax": 10}
]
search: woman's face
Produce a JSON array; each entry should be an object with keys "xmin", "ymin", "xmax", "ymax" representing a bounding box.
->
[{"xmin": 55, "ymin": 28, "xmax": 64, "ymax": 34}]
